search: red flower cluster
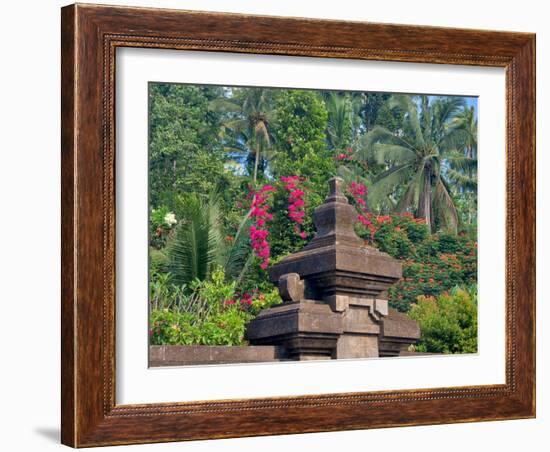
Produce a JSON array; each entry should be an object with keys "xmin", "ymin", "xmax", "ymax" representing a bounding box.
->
[
  {"xmin": 335, "ymin": 147, "xmax": 354, "ymax": 161},
  {"xmin": 348, "ymin": 181, "xmax": 372, "ymax": 229},
  {"xmin": 240, "ymin": 292, "xmax": 253, "ymax": 306},
  {"xmin": 357, "ymin": 212, "xmax": 428, "ymax": 243},
  {"xmin": 375, "ymin": 215, "xmax": 392, "ymax": 224},
  {"xmin": 250, "ymin": 184, "xmax": 276, "ymax": 269},
  {"xmin": 224, "ymin": 292, "xmax": 253, "ymax": 308},
  {"xmin": 281, "ymin": 175, "xmax": 307, "ymax": 239},
  {"xmin": 398, "ymin": 212, "xmax": 426, "ymax": 224}
]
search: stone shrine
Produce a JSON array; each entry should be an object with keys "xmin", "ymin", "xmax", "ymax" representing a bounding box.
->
[{"xmin": 246, "ymin": 177, "xmax": 420, "ymax": 360}]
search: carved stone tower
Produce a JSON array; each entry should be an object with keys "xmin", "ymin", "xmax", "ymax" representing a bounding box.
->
[{"xmin": 246, "ymin": 177, "xmax": 419, "ymax": 359}]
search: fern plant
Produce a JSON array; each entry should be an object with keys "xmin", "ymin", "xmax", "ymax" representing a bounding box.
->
[{"xmin": 167, "ymin": 192, "xmax": 252, "ymax": 286}]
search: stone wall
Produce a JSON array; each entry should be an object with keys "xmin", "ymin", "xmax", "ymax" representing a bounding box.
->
[{"xmin": 150, "ymin": 345, "xmax": 289, "ymax": 366}]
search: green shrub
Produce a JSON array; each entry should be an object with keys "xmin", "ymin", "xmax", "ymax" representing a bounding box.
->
[
  {"xmin": 249, "ymin": 287, "xmax": 283, "ymax": 316},
  {"xmin": 408, "ymin": 286, "xmax": 478, "ymax": 354},
  {"xmin": 149, "ymin": 267, "xmax": 282, "ymax": 346},
  {"xmin": 150, "ymin": 248, "xmax": 169, "ymax": 274},
  {"xmin": 150, "ymin": 304, "xmax": 253, "ymax": 346},
  {"xmin": 189, "ymin": 266, "xmax": 236, "ymax": 313},
  {"xmin": 375, "ymin": 227, "xmax": 415, "ymax": 259}
]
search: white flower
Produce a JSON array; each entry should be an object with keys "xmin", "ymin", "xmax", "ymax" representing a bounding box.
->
[{"xmin": 164, "ymin": 212, "xmax": 177, "ymax": 226}]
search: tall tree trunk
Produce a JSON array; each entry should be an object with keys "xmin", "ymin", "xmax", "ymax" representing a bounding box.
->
[
  {"xmin": 252, "ymin": 145, "xmax": 260, "ymax": 184},
  {"xmin": 417, "ymin": 164, "xmax": 433, "ymax": 232},
  {"xmin": 467, "ymin": 144, "xmax": 473, "ymax": 182}
]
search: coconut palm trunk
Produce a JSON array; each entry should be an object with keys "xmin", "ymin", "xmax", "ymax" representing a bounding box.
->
[
  {"xmin": 417, "ymin": 164, "xmax": 433, "ymax": 230},
  {"xmin": 252, "ymin": 144, "xmax": 260, "ymax": 184}
]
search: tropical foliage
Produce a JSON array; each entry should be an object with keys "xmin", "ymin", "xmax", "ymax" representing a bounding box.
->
[
  {"xmin": 149, "ymin": 83, "xmax": 478, "ymax": 351},
  {"xmin": 358, "ymin": 213, "xmax": 477, "ymax": 312},
  {"xmin": 210, "ymin": 87, "xmax": 276, "ymax": 183},
  {"xmin": 150, "ymin": 267, "xmax": 282, "ymax": 346},
  {"xmin": 409, "ymin": 287, "xmax": 478, "ymax": 354},
  {"xmin": 355, "ymin": 95, "xmax": 469, "ymax": 231}
]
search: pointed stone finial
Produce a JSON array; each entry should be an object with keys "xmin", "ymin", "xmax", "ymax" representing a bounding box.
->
[
  {"xmin": 304, "ymin": 176, "xmax": 362, "ymax": 249},
  {"xmin": 325, "ymin": 177, "xmax": 348, "ymax": 204}
]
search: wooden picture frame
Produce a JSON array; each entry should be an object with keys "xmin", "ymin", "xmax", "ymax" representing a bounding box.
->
[{"xmin": 61, "ymin": 3, "xmax": 535, "ymax": 447}]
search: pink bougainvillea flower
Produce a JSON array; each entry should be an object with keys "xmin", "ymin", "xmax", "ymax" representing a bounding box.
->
[
  {"xmin": 249, "ymin": 184, "xmax": 276, "ymax": 270},
  {"xmin": 248, "ymin": 177, "xmax": 311, "ymax": 270},
  {"xmin": 346, "ymin": 180, "xmax": 379, "ymax": 240},
  {"xmin": 281, "ymin": 175, "xmax": 307, "ymax": 238}
]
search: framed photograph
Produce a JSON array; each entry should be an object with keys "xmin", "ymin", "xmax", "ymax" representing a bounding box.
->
[{"xmin": 61, "ymin": 3, "xmax": 535, "ymax": 447}]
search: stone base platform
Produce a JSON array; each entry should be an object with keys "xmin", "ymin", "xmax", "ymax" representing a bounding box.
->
[
  {"xmin": 149, "ymin": 306, "xmax": 421, "ymax": 367},
  {"xmin": 149, "ymin": 345, "xmax": 289, "ymax": 366}
]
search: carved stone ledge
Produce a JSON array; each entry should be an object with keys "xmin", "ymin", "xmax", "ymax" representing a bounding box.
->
[
  {"xmin": 246, "ymin": 300, "xmax": 342, "ymax": 360},
  {"xmin": 379, "ymin": 308, "xmax": 421, "ymax": 357}
]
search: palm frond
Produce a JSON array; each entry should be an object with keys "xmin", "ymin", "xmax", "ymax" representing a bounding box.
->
[
  {"xmin": 436, "ymin": 97, "xmax": 465, "ymax": 122},
  {"xmin": 420, "ymin": 96, "xmax": 432, "ymax": 144},
  {"xmin": 168, "ymin": 193, "xmax": 224, "ymax": 286},
  {"xmin": 222, "ymin": 118, "xmax": 248, "ymax": 134},
  {"xmin": 439, "ymin": 128, "xmax": 470, "ymax": 153},
  {"xmin": 325, "ymin": 92, "xmax": 353, "ymax": 149},
  {"xmin": 445, "ymin": 151, "xmax": 478, "ymax": 171},
  {"xmin": 222, "ymin": 213, "xmax": 253, "ymax": 280},
  {"xmin": 223, "ymin": 230, "xmax": 251, "ymax": 280},
  {"xmin": 397, "ymin": 165, "xmax": 424, "ymax": 213},
  {"xmin": 368, "ymin": 163, "xmax": 413, "ymax": 210},
  {"xmin": 445, "ymin": 169, "xmax": 477, "ymax": 191},
  {"xmin": 336, "ymin": 164, "xmax": 371, "ymax": 187},
  {"xmin": 356, "ymin": 125, "xmax": 417, "ymax": 162},
  {"xmin": 389, "ymin": 95, "xmax": 426, "ymax": 149},
  {"xmin": 208, "ymin": 98, "xmax": 241, "ymax": 114},
  {"xmin": 445, "ymin": 105, "xmax": 477, "ymax": 156},
  {"xmin": 372, "ymin": 143, "xmax": 417, "ymax": 165}
]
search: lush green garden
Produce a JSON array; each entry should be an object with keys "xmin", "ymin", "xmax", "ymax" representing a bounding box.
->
[{"xmin": 148, "ymin": 83, "xmax": 478, "ymax": 354}]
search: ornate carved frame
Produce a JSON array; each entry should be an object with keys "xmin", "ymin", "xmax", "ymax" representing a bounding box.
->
[{"xmin": 61, "ymin": 3, "xmax": 536, "ymax": 447}]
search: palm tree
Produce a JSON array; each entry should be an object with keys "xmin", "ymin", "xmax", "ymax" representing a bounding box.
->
[
  {"xmin": 323, "ymin": 92, "xmax": 353, "ymax": 150},
  {"xmin": 168, "ymin": 193, "xmax": 251, "ymax": 286},
  {"xmin": 446, "ymin": 105, "xmax": 478, "ymax": 190},
  {"xmin": 449, "ymin": 105, "xmax": 477, "ymax": 159},
  {"xmin": 210, "ymin": 88, "xmax": 276, "ymax": 184},
  {"xmin": 445, "ymin": 105, "xmax": 478, "ymax": 224},
  {"xmin": 356, "ymin": 95, "xmax": 466, "ymax": 232},
  {"xmin": 323, "ymin": 91, "xmax": 368, "ymax": 149}
]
